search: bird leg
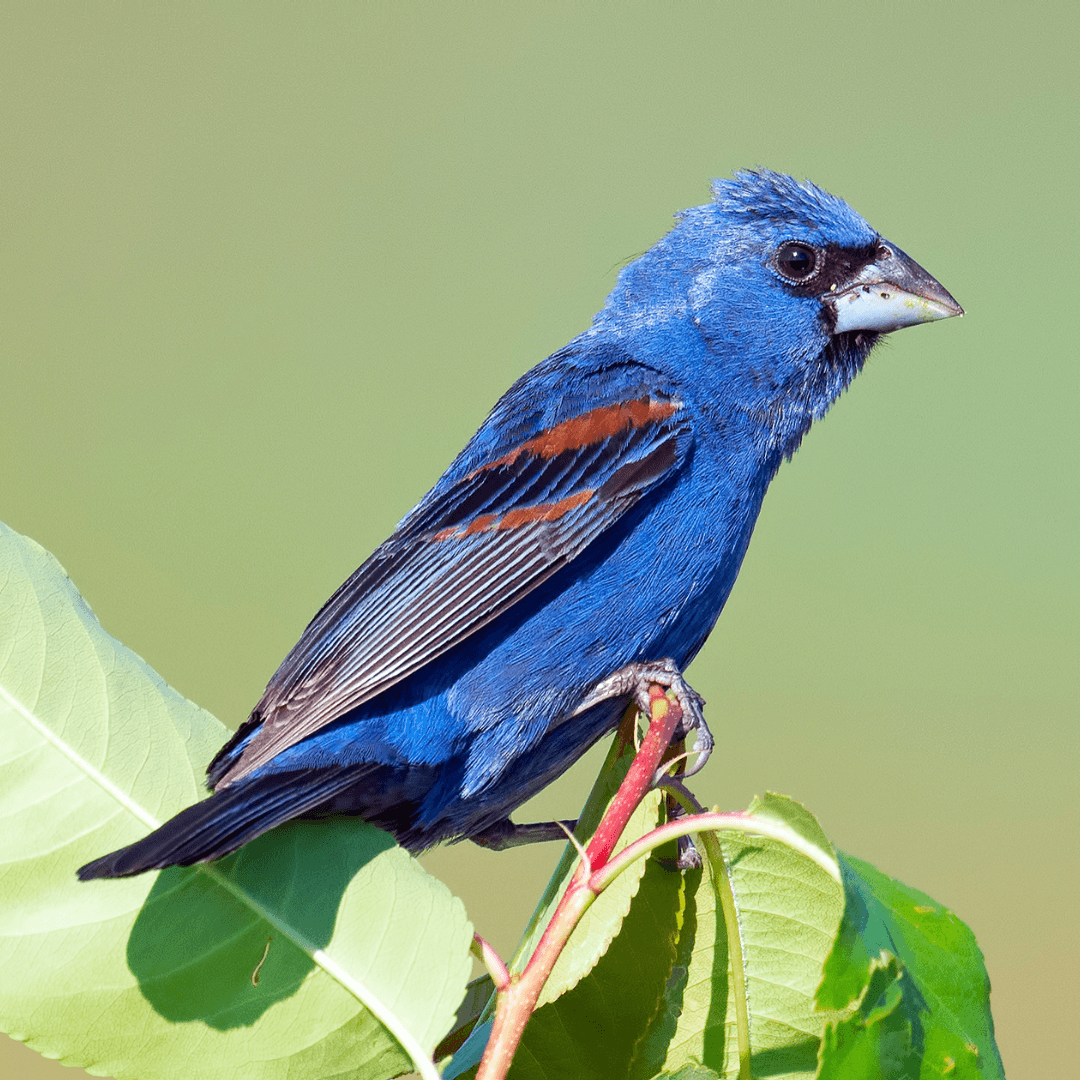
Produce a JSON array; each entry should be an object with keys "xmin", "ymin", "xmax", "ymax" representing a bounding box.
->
[
  {"xmin": 470, "ymin": 817, "xmax": 578, "ymax": 850},
  {"xmin": 571, "ymin": 658, "xmax": 713, "ymax": 781}
]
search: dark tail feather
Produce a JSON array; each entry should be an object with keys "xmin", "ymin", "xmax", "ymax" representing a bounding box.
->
[{"xmin": 76, "ymin": 767, "xmax": 366, "ymax": 880}]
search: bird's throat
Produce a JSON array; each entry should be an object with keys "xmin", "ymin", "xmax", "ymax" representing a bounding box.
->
[{"xmin": 749, "ymin": 329, "xmax": 878, "ymax": 468}]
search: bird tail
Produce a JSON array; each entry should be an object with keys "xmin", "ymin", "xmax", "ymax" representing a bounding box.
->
[{"xmin": 76, "ymin": 766, "xmax": 366, "ymax": 880}]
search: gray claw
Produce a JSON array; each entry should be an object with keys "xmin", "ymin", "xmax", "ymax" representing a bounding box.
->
[{"xmin": 678, "ymin": 715, "xmax": 714, "ymax": 779}]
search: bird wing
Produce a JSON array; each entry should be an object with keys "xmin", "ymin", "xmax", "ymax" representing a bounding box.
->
[{"xmin": 213, "ymin": 390, "xmax": 691, "ymax": 787}]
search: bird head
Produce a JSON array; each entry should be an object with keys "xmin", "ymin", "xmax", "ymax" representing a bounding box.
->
[
  {"xmin": 596, "ymin": 169, "xmax": 962, "ymax": 461},
  {"xmin": 700, "ymin": 169, "xmax": 961, "ymax": 334}
]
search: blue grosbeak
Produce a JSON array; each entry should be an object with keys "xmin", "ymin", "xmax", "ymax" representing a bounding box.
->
[{"xmin": 79, "ymin": 170, "xmax": 960, "ymax": 879}]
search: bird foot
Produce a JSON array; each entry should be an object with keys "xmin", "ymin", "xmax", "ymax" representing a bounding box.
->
[{"xmin": 572, "ymin": 658, "xmax": 713, "ymax": 781}]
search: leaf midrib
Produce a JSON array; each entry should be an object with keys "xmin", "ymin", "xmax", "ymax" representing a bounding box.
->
[{"xmin": 1, "ymin": 645, "xmax": 440, "ymax": 1080}]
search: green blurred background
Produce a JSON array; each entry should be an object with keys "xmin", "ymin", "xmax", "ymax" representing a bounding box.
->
[{"xmin": 2, "ymin": 4, "xmax": 1075, "ymax": 1077}]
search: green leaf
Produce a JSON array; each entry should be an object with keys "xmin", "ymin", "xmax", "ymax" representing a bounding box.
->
[
  {"xmin": 818, "ymin": 953, "xmax": 916, "ymax": 1080},
  {"xmin": 816, "ymin": 853, "xmax": 1004, "ymax": 1080},
  {"xmin": 443, "ymin": 1018, "xmax": 493, "ymax": 1080},
  {"xmin": 539, "ymin": 788, "xmax": 664, "ymax": 1009},
  {"xmin": 446, "ymin": 786, "xmax": 1004, "ymax": 1080},
  {"xmin": 746, "ymin": 791, "xmax": 836, "ymax": 855},
  {"xmin": 634, "ymin": 794, "xmax": 848, "ymax": 1079},
  {"xmin": 0, "ymin": 521, "xmax": 472, "ymax": 1080}
]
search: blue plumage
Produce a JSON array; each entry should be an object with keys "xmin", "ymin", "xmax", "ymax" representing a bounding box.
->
[{"xmin": 78, "ymin": 171, "xmax": 961, "ymax": 879}]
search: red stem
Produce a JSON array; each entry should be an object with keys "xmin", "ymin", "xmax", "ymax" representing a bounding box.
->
[
  {"xmin": 582, "ymin": 685, "xmax": 682, "ymax": 872},
  {"xmin": 475, "ymin": 685, "xmax": 683, "ymax": 1080}
]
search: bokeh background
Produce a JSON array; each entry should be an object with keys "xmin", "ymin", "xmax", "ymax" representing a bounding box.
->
[{"xmin": 2, "ymin": 4, "xmax": 1076, "ymax": 1077}]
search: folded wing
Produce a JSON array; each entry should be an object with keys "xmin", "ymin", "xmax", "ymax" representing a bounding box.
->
[{"xmin": 211, "ymin": 392, "xmax": 690, "ymax": 787}]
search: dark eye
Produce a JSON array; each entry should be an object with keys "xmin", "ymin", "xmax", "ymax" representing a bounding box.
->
[{"xmin": 775, "ymin": 241, "xmax": 819, "ymax": 282}]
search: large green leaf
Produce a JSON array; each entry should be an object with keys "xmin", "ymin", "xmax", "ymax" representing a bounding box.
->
[
  {"xmin": 633, "ymin": 794, "xmax": 849, "ymax": 1079},
  {"xmin": 0, "ymin": 521, "xmax": 472, "ymax": 1080},
  {"xmin": 816, "ymin": 854, "xmax": 1005, "ymax": 1080}
]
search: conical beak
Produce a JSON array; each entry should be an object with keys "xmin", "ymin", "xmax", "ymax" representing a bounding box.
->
[{"xmin": 829, "ymin": 242, "xmax": 963, "ymax": 334}]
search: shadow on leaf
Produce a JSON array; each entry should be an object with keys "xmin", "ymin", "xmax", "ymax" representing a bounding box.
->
[{"xmin": 126, "ymin": 817, "xmax": 396, "ymax": 1029}]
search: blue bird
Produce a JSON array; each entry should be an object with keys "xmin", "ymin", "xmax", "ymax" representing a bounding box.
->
[{"xmin": 78, "ymin": 170, "xmax": 961, "ymax": 879}]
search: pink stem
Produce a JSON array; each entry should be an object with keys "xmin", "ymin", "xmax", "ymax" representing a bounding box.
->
[{"xmin": 582, "ymin": 685, "xmax": 683, "ymax": 872}]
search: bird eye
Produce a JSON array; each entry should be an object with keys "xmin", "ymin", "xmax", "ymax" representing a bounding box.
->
[{"xmin": 774, "ymin": 241, "xmax": 819, "ymax": 282}]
